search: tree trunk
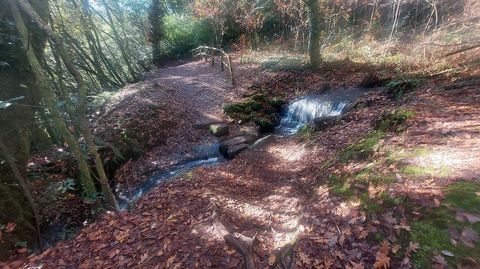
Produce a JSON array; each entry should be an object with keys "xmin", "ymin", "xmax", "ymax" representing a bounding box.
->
[
  {"xmin": 101, "ymin": 0, "xmax": 137, "ymax": 81},
  {"xmin": 16, "ymin": 0, "xmax": 120, "ymax": 211},
  {"xmin": 0, "ymin": 0, "xmax": 49, "ymax": 257},
  {"xmin": 305, "ymin": 0, "xmax": 322, "ymax": 68},
  {"xmin": 149, "ymin": 0, "xmax": 165, "ymax": 66},
  {"xmin": 74, "ymin": 0, "xmax": 111, "ymax": 89}
]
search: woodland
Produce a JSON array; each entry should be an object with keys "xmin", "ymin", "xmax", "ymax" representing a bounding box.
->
[{"xmin": 1, "ymin": 0, "xmax": 480, "ymax": 268}]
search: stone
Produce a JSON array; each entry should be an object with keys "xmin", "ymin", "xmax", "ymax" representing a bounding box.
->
[
  {"xmin": 209, "ymin": 123, "xmax": 229, "ymax": 137},
  {"xmin": 221, "ymin": 143, "xmax": 250, "ymax": 159},
  {"xmin": 220, "ymin": 135, "xmax": 256, "ymax": 148},
  {"xmin": 313, "ymin": 116, "xmax": 340, "ymax": 131},
  {"xmin": 219, "ymin": 135, "xmax": 257, "ymax": 158},
  {"xmin": 239, "ymin": 126, "xmax": 259, "ymax": 138}
]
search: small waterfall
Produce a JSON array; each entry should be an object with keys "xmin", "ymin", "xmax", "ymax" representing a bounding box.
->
[{"xmin": 277, "ymin": 88, "xmax": 366, "ymax": 134}]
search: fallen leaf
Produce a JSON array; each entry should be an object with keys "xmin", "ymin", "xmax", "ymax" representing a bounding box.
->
[
  {"xmin": 441, "ymin": 250, "xmax": 454, "ymax": 257},
  {"xmin": 401, "ymin": 257, "xmax": 410, "ymax": 266},
  {"xmin": 166, "ymin": 254, "xmax": 177, "ymax": 268},
  {"xmin": 5, "ymin": 223, "xmax": 16, "ymax": 233},
  {"xmin": 391, "ymin": 244, "xmax": 401, "ymax": 254},
  {"xmin": 268, "ymin": 255, "xmax": 276, "ymax": 266},
  {"xmin": 379, "ymin": 240, "xmax": 390, "ymax": 254},
  {"xmin": 346, "ymin": 261, "xmax": 364, "ymax": 269},
  {"xmin": 297, "ymin": 252, "xmax": 311, "ymax": 265},
  {"xmin": 433, "ymin": 198, "xmax": 440, "ymax": 207},
  {"xmin": 374, "ymin": 241, "xmax": 390, "ymax": 269},
  {"xmin": 459, "ymin": 227, "xmax": 479, "ymax": 247},
  {"xmin": 464, "ymin": 213, "xmax": 480, "ymax": 224},
  {"xmin": 374, "ymin": 252, "xmax": 390, "ymax": 269},
  {"xmin": 405, "ymin": 241, "xmax": 419, "ymax": 256},
  {"xmin": 114, "ymin": 229, "xmax": 130, "ymax": 243},
  {"xmin": 432, "ymin": 255, "xmax": 447, "ymax": 268}
]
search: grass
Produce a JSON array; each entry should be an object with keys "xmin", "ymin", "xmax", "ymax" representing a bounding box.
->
[
  {"xmin": 401, "ymin": 164, "xmax": 452, "ymax": 178},
  {"xmin": 340, "ymin": 131, "xmax": 386, "ymax": 163},
  {"xmin": 408, "ymin": 181, "xmax": 480, "ymax": 268},
  {"xmin": 297, "ymin": 124, "xmax": 315, "ymax": 141},
  {"xmin": 241, "ymin": 51, "xmax": 307, "ymax": 71},
  {"xmin": 445, "ymin": 181, "xmax": 480, "ymax": 214},
  {"xmin": 376, "ymin": 109, "xmax": 415, "ymax": 132}
]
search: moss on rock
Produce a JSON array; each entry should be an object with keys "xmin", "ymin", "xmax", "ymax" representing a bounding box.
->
[{"xmin": 224, "ymin": 94, "xmax": 285, "ymax": 132}]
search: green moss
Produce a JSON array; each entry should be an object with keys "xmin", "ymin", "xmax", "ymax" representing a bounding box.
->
[
  {"xmin": 377, "ymin": 109, "xmax": 415, "ymax": 132},
  {"xmin": 407, "ymin": 182, "xmax": 480, "ymax": 268},
  {"xmin": 328, "ymin": 175, "xmax": 355, "ymax": 199},
  {"xmin": 340, "ymin": 131, "xmax": 385, "ymax": 163},
  {"xmin": 223, "ymin": 92, "xmax": 285, "ymax": 132},
  {"xmin": 252, "ymin": 117, "xmax": 276, "ymax": 132},
  {"xmin": 387, "ymin": 148, "xmax": 432, "ymax": 163},
  {"xmin": 409, "ymin": 208, "xmax": 479, "ymax": 268},
  {"xmin": 445, "ymin": 181, "xmax": 480, "ymax": 213},
  {"xmin": 354, "ymin": 168, "xmax": 396, "ymax": 186},
  {"xmin": 297, "ymin": 124, "xmax": 315, "ymax": 141},
  {"xmin": 401, "ymin": 165, "xmax": 451, "ymax": 178},
  {"xmin": 268, "ymin": 97, "xmax": 285, "ymax": 108}
]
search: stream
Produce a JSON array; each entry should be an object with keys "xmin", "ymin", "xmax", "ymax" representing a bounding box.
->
[
  {"xmin": 41, "ymin": 87, "xmax": 368, "ymax": 247},
  {"xmin": 119, "ymin": 87, "xmax": 368, "ymax": 209}
]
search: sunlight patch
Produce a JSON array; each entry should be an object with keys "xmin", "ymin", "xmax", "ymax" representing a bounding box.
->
[{"xmin": 267, "ymin": 143, "xmax": 307, "ymax": 162}]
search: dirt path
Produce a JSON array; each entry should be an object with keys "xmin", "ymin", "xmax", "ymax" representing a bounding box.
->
[{"xmin": 146, "ymin": 60, "xmax": 238, "ymax": 121}]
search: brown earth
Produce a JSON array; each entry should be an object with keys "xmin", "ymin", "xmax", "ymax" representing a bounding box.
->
[{"xmin": 3, "ymin": 59, "xmax": 480, "ymax": 268}]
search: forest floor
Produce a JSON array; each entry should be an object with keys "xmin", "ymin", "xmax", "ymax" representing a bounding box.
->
[{"xmin": 4, "ymin": 57, "xmax": 480, "ymax": 269}]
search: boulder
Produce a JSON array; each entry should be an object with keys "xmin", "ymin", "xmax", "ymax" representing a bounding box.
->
[
  {"xmin": 209, "ymin": 123, "xmax": 229, "ymax": 137},
  {"xmin": 239, "ymin": 125, "xmax": 259, "ymax": 137},
  {"xmin": 219, "ymin": 135, "xmax": 257, "ymax": 158},
  {"xmin": 313, "ymin": 116, "xmax": 341, "ymax": 131},
  {"xmin": 221, "ymin": 143, "xmax": 250, "ymax": 159}
]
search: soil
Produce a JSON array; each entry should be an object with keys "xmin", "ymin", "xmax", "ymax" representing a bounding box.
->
[{"xmin": 3, "ymin": 59, "xmax": 480, "ymax": 268}]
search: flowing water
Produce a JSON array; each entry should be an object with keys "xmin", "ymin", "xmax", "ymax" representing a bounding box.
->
[
  {"xmin": 42, "ymin": 87, "xmax": 368, "ymax": 245},
  {"xmin": 119, "ymin": 87, "xmax": 368, "ymax": 209},
  {"xmin": 118, "ymin": 144, "xmax": 222, "ymax": 210},
  {"xmin": 276, "ymin": 87, "xmax": 367, "ymax": 134}
]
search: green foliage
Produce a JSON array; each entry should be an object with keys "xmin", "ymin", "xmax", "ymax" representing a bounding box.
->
[
  {"xmin": 223, "ymin": 94, "xmax": 284, "ymax": 132},
  {"xmin": 401, "ymin": 164, "xmax": 452, "ymax": 178},
  {"xmin": 376, "ymin": 109, "xmax": 415, "ymax": 132},
  {"xmin": 385, "ymin": 77, "xmax": 421, "ymax": 100},
  {"xmin": 340, "ymin": 131, "xmax": 385, "ymax": 162},
  {"xmin": 445, "ymin": 181, "xmax": 480, "ymax": 213},
  {"xmin": 260, "ymin": 55, "xmax": 307, "ymax": 71},
  {"xmin": 88, "ymin": 92, "xmax": 116, "ymax": 111},
  {"xmin": 408, "ymin": 181, "xmax": 480, "ymax": 267},
  {"xmin": 160, "ymin": 15, "xmax": 215, "ymax": 58},
  {"xmin": 45, "ymin": 178, "xmax": 76, "ymax": 202},
  {"xmin": 354, "ymin": 168, "xmax": 396, "ymax": 186},
  {"xmin": 297, "ymin": 124, "xmax": 315, "ymax": 141}
]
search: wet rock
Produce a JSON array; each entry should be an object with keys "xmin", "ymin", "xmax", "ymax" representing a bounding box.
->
[
  {"xmin": 239, "ymin": 125, "xmax": 259, "ymax": 137},
  {"xmin": 221, "ymin": 143, "xmax": 250, "ymax": 159},
  {"xmin": 209, "ymin": 123, "xmax": 229, "ymax": 137},
  {"xmin": 219, "ymin": 135, "xmax": 257, "ymax": 158},
  {"xmin": 313, "ymin": 116, "xmax": 341, "ymax": 131}
]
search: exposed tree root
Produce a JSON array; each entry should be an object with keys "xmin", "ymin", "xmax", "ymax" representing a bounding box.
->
[
  {"xmin": 210, "ymin": 201, "xmax": 304, "ymax": 269},
  {"xmin": 211, "ymin": 202, "xmax": 257, "ymax": 269}
]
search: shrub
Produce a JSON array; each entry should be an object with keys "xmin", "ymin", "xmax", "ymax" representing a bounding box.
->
[{"xmin": 160, "ymin": 15, "xmax": 214, "ymax": 58}]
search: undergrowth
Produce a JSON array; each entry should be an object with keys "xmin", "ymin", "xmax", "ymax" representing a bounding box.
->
[{"xmin": 339, "ymin": 131, "xmax": 385, "ymax": 163}]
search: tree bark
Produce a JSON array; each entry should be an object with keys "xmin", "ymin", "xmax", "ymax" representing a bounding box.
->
[
  {"xmin": 149, "ymin": 0, "xmax": 165, "ymax": 66},
  {"xmin": 305, "ymin": 0, "xmax": 322, "ymax": 68},
  {"xmin": 0, "ymin": 0, "xmax": 49, "ymax": 257},
  {"xmin": 16, "ymin": 0, "xmax": 119, "ymax": 210}
]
